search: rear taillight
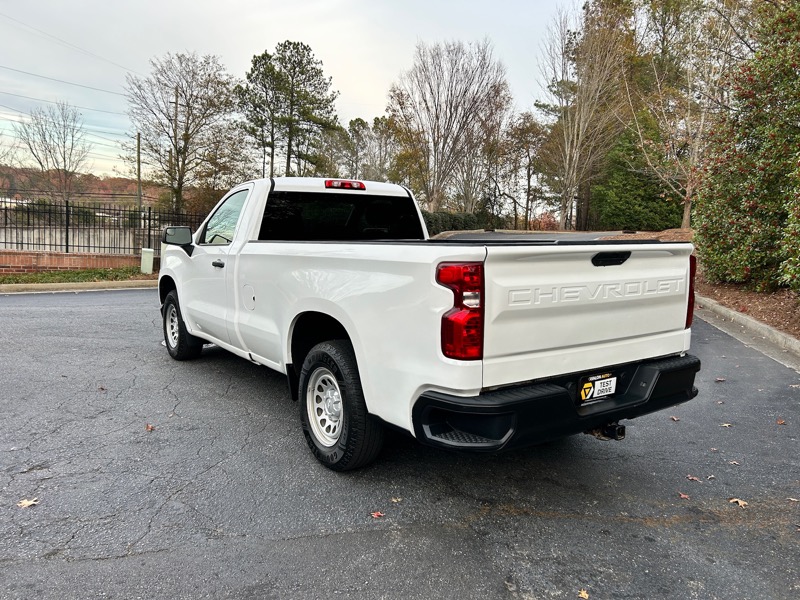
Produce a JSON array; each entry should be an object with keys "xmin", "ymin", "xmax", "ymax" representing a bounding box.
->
[
  {"xmin": 437, "ymin": 262, "xmax": 484, "ymax": 360},
  {"xmin": 686, "ymin": 254, "xmax": 697, "ymax": 329}
]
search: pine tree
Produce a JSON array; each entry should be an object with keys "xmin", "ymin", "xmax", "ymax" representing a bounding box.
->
[
  {"xmin": 238, "ymin": 41, "xmax": 339, "ymax": 177},
  {"xmin": 236, "ymin": 51, "xmax": 284, "ymax": 178}
]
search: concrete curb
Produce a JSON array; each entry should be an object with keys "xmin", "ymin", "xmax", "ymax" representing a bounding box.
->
[
  {"xmin": 697, "ymin": 294, "xmax": 800, "ymax": 360},
  {"xmin": 0, "ymin": 279, "xmax": 158, "ymax": 294}
]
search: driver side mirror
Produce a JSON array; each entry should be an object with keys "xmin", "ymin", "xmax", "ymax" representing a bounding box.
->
[
  {"xmin": 163, "ymin": 226, "xmax": 193, "ymax": 246},
  {"xmin": 162, "ymin": 226, "xmax": 194, "ymax": 255}
]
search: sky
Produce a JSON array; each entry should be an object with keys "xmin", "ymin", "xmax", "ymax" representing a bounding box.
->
[{"xmin": 0, "ymin": 0, "xmax": 563, "ymax": 177}]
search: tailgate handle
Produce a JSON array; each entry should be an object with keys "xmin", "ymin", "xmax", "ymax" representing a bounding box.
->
[
  {"xmin": 592, "ymin": 251, "xmax": 631, "ymax": 267},
  {"xmin": 211, "ymin": 259, "xmax": 226, "ymax": 268}
]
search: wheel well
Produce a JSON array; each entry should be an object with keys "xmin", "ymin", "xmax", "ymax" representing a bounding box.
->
[
  {"xmin": 159, "ymin": 276, "xmax": 176, "ymax": 305},
  {"xmin": 288, "ymin": 312, "xmax": 351, "ymax": 401}
]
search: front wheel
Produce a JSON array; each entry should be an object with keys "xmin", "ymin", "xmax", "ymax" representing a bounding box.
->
[
  {"xmin": 162, "ymin": 290, "xmax": 203, "ymax": 360},
  {"xmin": 299, "ymin": 340, "xmax": 383, "ymax": 471}
]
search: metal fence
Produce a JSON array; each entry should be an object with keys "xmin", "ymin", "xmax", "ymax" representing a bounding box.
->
[{"xmin": 0, "ymin": 200, "xmax": 207, "ymax": 257}]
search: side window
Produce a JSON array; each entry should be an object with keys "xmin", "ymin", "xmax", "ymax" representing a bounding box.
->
[{"xmin": 200, "ymin": 189, "xmax": 248, "ymax": 245}]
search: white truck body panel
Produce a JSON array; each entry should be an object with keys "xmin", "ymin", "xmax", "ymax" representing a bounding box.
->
[
  {"xmin": 159, "ymin": 177, "xmax": 698, "ymax": 446},
  {"xmin": 482, "ymin": 244, "xmax": 693, "ymax": 387},
  {"xmin": 234, "ymin": 242, "xmax": 486, "ymax": 430}
]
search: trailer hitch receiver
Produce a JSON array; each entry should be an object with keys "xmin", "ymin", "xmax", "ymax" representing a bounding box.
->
[{"xmin": 585, "ymin": 422, "xmax": 626, "ymax": 441}]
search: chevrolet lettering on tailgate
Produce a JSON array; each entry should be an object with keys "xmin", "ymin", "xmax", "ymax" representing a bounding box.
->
[{"xmin": 508, "ymin": 278, "xmax": 684, "ymax": 306}]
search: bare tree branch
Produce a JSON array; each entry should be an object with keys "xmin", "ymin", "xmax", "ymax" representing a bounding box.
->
[
  {"xmin": 538, "ymin": 7, "xmax": 628, "ymax": 229},
  {"xmin": 625, "ymin": 0, "xmax": 748, "ymax": 228},
  {"xmin": 13, "ymin": 100, "xmax": 92, "ymax": 203},
  {"xmin": 388, "ymin": 39, "xmax": 509, "ymax": 211},
  {"xmin": 125, "ymin": 52, "xmax": 236, "ymax": 212}
]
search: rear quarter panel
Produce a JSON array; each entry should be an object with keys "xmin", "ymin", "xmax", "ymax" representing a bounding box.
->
[{"xmin": 235, "ymin": 241, "xmax": 487, "ymax": 432}]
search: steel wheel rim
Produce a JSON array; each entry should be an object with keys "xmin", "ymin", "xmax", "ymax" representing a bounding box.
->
[
  {"xmin": 166, "ymin": 304, "xmax": 180, "ymax": 348},
  {"xmin": 306, "ymin": 367, "xmax": 343, "ymax": 447}
]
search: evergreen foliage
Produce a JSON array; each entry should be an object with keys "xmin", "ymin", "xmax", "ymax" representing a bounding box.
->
[
  {"xmin": 237, "ymin": 42, "xmax": 339, "ymax": 178},
  {"xmin": 592, "ymin": 127, "xmax": 683, "ymax": 231},
  {"xmin": 695, "ymin": 2, "xmax": 800, "ymax": 291},
  {"xmin": 422, "ymin": 211, "xmax": 482, "ymax": 236},
  {"xmin": 421, "ymin": 209, "xmax": 531, "ymax": 235}
]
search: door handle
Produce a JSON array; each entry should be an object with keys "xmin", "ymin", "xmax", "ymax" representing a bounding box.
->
[{"xmin": 212, "ymin": 259, "xmax": 225, "ymax": 268}]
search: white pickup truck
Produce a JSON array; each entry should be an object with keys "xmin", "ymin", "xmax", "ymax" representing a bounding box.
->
[{"xmin": 159, "ymin": 177, "xmax": 700, "ymax": 470}]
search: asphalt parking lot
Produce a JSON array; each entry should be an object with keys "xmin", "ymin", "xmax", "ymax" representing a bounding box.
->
[{"xmin": 1, "ymin": 289, "xmax": 799, "ymax": 599}]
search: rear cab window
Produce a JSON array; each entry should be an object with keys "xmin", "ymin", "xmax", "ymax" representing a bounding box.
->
[{"xmin": 257, "ymin": 191, "xmax": 425, "ymax": 241}]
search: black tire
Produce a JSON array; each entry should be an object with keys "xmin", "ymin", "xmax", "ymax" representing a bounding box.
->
[
  {"xmin": 299, "ymin": 340, "xmax": 384, "ymax": 471},
  {"xmin": 162, "ymin": 290, "xmax": 203, "ymax": 360}
]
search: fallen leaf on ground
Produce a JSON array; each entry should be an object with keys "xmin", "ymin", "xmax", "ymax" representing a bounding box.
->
[
  {"xmin": 715, "ymin": 377, "xmax": 726, "ymax": 382},
  {"xmin": 788, "ymin": 498, "xmax": 799, "ymax": 503},
  {"xmin": 370, "ymin": 511, "xmax": 385, "ymax": 519},
  {"xmin": 17, "ymin": 498, "xmax": 39, "ymax": 508},
  {"xmin": 777, "ymin": 420, "xmax": 786, "ymax": 425},
  {"xmin": 687, "ymin": 475, "xmax": 701, "ymax": 482},
  {"xmin": 391, "ymin": 497, "xmax": 402, "ymax": 503},
  {"xmin": 707, "ymin": 475, "xmax": 716, "ymax": 480},
  {"xmin": 790, "ymin": 384, "xmax": 800, "ymax": 389},
  {"xmin": 729, "ymin": 460, "xmax": 740, "ymax": 465},
  {"xmin": 721, "ymin": 423, "xmax": 733, "ymax": 428},
  {"xmin": 710, "ymin": 448, "xmax": 718, "ymax": 452},
  {"xmin": 145, "ymin": 423, "xmax": 156, "ymax": 432},
  {"xmin": 729, "ymin": 498, "xmax": 748, "ymax": 508},
  {"xmin": 716, "ymin": 401, "xmax": 725, "ymax": 405},
  {"xmin": 578, "ymin": 590, "xmax": 590, "ymax": 599},
  {"xmin": 98, "ymin": 386, "xmax": 107, "ymax": 392},
  {"xmin": 670, "ymin": 416, "xmax": 681, "ymax": 422},
  {"xmin": 679, "ymin": 492, "xmax": 690, "ymax": 500}
]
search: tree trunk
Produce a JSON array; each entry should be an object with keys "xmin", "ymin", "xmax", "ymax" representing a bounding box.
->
[
  {"xmin": 285, "ymin": 123, "xmax": 293, "ymax": 176},
  {"xmin": 269, "ymin": 127, "xmax": 275, "ymax": 178},
  {"xmin": 682, "ymin": 194, "xmax": 692, "ymax": 229}
]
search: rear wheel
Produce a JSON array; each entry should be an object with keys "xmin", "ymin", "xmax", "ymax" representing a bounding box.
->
[
  {"xmin": 299, "ymin": 340, "xmax": 383, "ymax": 471},
  {"xmin": 162, "ymin": 290, "xmax": 203, "ymax": 360}
]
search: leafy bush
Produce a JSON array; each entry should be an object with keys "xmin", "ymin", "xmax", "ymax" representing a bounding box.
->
[
  {"xmin": 422, "ymin": 211, "xmax": 482, "ymax": 235},
  {"xmin": 695, "ymin": 4, "xmax": 800, "ymax": 291},
  {"xmin": 779, "ymin": 162, "xmax": 800, "ymax": 288},
  {"xmin": 529, "ymin": 213, "xmax": 559, "ymax": 231},
  {"xmin": 0, "ymin": 266, "xmax": 143, "ymax": 285},
  {"xmin": 591, "ymin": 126, "xmax": 683, "ymax": 232}
]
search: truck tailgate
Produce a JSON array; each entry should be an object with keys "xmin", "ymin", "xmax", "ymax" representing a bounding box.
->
[{"xmin": 482, "ymin": 243, "xmax": 693, "ymax": 388}]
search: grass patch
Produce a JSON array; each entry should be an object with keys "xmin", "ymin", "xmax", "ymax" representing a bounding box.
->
[{"xmin": 0, "ymin": 266, "xmax": 148, "ymax": 285}]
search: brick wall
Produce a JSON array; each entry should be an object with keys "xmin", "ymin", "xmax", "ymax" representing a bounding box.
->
[{"xmin": 0, "ymin": 250, "xmax": 141, "ymax": 274}]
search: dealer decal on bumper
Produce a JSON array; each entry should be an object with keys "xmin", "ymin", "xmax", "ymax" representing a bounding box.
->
[{"xmin": 580, "ymin": 373, "xmax": 617, "ymax": 402}]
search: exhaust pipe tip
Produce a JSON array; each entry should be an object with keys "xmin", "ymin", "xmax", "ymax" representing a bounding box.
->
[{"xmin": 586, "ymin": 422, "xmax": 626, "ymax": 441}]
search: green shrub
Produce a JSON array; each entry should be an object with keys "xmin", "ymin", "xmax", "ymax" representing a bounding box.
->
[
  {"xmin": 0, "ymin": 266, "xmax": 143, "ymax": 285},
  {"xmin": 695, "ymin": 3, "xmax": 800, "ymax": 291},
  {"xmin": 422, "ymin": 211, "xmax": 484, "ymax": 236},
  {"xmin": 779, "ymin": 162, "xmax": 800, "ymax": 288},
  {"xmin": 592, "ymin": 127, "xmax": 683, "ymax": 232}
]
